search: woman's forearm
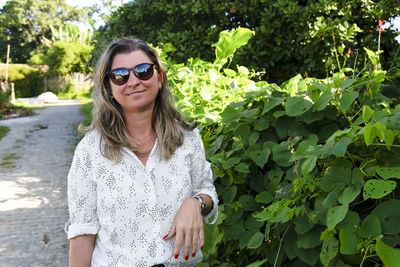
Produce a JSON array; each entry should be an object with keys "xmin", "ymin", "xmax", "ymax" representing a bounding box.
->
[{"xmin": 69, "ymin": 234, "xmax": 96, "ymax": 267}]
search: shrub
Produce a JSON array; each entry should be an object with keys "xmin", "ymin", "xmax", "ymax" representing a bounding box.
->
[
  {"xmin": 0, "ymin": 64, "xmax": 45, "ymax": 97},
  {"xmin": 166, "ymin": 28, "xmax": 400, "ymax": 266},
  {"xmin": 43, "ymin": 40, "xmax": 93, "ymax": 76}
]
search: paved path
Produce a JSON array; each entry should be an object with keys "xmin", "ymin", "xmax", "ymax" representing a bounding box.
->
[{"xmin": 0, "ymin": 101, "xmax": 83, "ymax": 266}]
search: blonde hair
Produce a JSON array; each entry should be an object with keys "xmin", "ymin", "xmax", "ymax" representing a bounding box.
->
[{"xmin": 83, "ymin": 37, "xmax": 195, "ymax": 162}]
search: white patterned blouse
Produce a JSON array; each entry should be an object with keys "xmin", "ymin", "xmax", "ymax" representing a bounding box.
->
[{"xmin": 66, "ymin": 128, "xmax": 218, "ymax": 267}]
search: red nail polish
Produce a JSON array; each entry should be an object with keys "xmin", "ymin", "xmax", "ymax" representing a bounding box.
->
[
  {"xmin": 162, "ymin": 235, "xmax": 168, "ymax": 240},
  {"xmin": 185, "ymin": 256, "xmax": 189, "ymax": 261},
  {"xmin": 192, "ymin": 253, "xmax": 196, "ymax": 257},
  {"xmin": 174, "ymin": 254, "xmax": 179, "ymax": 259},
  {"xmin": 200, "ymin": 245, "xmax": 204, "ymax": 250}
]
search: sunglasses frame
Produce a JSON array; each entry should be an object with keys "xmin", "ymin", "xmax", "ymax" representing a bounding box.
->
[{"xmin": 109, "ymin": 63, "xmax": 155, "ymax": 85}]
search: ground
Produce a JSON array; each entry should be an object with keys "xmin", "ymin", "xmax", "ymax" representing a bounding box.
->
[{"xmin": 0, "ymin": 100, "xmax": 83, "ymax": 266}]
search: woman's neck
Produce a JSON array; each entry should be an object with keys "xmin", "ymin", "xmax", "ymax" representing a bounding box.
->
[{"xmin": 124, "ymin": 109, "xmax": 154, "ymax": 140}]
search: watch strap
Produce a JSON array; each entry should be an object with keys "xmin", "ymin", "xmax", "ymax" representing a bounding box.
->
[{"xmin": 193, "ymin": 195, "xmax": 206, "ymax": 216}]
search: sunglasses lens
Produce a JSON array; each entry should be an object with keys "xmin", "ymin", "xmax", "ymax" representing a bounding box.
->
[
  {"xmin": 134, "ymin": 63, "xmax": 154, "ymax": 81},
  {"xmin": 110, "ymin": 68, "xmax": 129, "ymax": 85},
  {"xmin": 109, "ymin": 63, "xmax": 155, "ymax": 85}
]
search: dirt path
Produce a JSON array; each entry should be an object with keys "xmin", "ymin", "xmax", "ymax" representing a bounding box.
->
[{"xmin": 0, "ymin": 101, "xmax": 83, "ymax": 266}]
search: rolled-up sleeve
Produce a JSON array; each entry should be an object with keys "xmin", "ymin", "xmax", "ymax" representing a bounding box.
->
[
  {"xmin": 190, "ymin": 129, "xmax": 219, "ymax": 224},
  {"xmin": 66, "ymin": 140, "xmax": 100, "ymax": 239}
]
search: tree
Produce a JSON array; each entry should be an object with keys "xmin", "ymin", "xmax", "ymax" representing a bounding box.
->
[
  {"xmin": 94, "ymin": 0, "xmax": 400, "ymax": 83},
  {"xmin": 28, "ymin": 23, "xmax": 94, "ymax": 76},
  {"xmin": 0, "ymin": 0, "xmax": 85, "ymax": 63}
]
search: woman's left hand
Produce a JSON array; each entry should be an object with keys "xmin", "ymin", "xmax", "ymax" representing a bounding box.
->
[{"xmin": 163, "ymin": 197, "xmax": 204, "ymax": 261}]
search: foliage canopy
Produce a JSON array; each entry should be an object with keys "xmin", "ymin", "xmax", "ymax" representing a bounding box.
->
[
  {"xmin": 0, "ymin": 0, "xmax": 85, "ymax": 62},
  {"xmin": 162, "ymin": 27, "xmax": 400, "ymax": 266},
  {"xmin": 94, "ymin": 0, "xmax": 400, "ymax": 83}
]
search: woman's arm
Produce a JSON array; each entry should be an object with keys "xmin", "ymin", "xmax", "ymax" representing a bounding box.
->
[
  {"xmin": 69, "ymin": 234, "xmax": 96, "ymax": 267},
  {"xmin": 196, "ymin": 193, "xmax": 213, "ymax": 216}
]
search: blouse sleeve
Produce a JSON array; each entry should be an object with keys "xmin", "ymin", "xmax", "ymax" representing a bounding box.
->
[
  {"xmin": 189, "ymin": 129, "xmax": 219, "ymax": 224},
  {"xmin": 66, "ymin": 138, "xmax": 100, "ymax": 239}
]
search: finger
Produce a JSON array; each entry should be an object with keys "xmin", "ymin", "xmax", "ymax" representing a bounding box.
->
[
  {"xmin": 199, "ymin": 226, "xmax": 205, "ymax": 251},
  {"xmin": 163, "ymin": 225, "xmax": 176, "ymax": 240},
  {"xmin": 191, "ymin": 229, "xmax": 199, "ymax": 257},
  {"xmin": 173, "ymin": 227, "xmax": 183, "ymax": 259},
  {"xmin": 183, "ymin": 227, "xmax": 192, "ymax": 261}
]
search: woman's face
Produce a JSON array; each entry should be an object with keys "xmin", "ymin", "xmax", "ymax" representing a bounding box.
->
[{"xmin": 109, "ymin": 50, "xmax": 162, "ymax": 115}]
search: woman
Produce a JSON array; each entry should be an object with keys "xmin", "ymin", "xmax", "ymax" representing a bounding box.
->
[{"xmin": 66, "ymin": 37, "xmax": 218, "ymax": 267}]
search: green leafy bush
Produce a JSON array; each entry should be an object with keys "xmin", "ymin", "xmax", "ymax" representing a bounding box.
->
[
  {"xmin": 94, "ymin": 0, "xmax": 400, "ymax": 83},
  {"xmin": 43, "ymin": 40, "xmax": 93, "ymax": 76},
  {"xmin": 165, "ymin": 28, "xmax": 400, "ymax": 266},
  {"xmin": 0, "ymin": 64, "xmax": 45, "ymax": 97}
]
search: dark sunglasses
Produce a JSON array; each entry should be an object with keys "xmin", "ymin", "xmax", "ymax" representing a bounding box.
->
[{"xmin": 109, "ymin": 63, "xmax": 155, "ymax": 85}]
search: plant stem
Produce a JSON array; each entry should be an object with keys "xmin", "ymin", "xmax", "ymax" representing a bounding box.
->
[
  {"xmin": 378, "ymin": 30, "xmax": 381, "ymax": 52},
  {"xmin": 273, "ymin": 224, "xmax": 290, "ymax": 267},
  {"xmin": 359, "ymin": 244, "xmax": 372, "ymax": 267},
  {"xmin": 332, "ymin": 34, "xmax": 342, "ymax": 72}
]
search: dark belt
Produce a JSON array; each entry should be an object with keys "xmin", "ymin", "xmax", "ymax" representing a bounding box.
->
[{"xmin": 152, "ymin": 265, "xmax": 165, "ymax": 267}]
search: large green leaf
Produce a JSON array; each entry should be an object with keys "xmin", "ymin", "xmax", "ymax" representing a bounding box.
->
[
  {"xmin": 337, "ymin": 210, "xmax": 360, "ymax": 231},
  {"xmin": 281, "ymin": 74, "xmax": 307, "ymax": 95},
  {"xmin": 203, "ymin": 223, "xmax": 223, "ymax": 254},
  {"xmin": 320, "ymin": 235, "xmax": 339, "ymax": 267},
  {"xmin": 339, "ymin": 229, "xmax": 361, "ymax": 255},
  {"xmin": 301, "ymin": 155, "xmax": 317, "ymax": 176},
  {"xmin": 363, "ymin": 179, "xmax": 396, "ymax": 199},
  {"xmin": 250, "ymin": 148, "xmax": 271, "ymax": 168},
  {"xmin": 371, "ymin": 200, "xmax": 400, "ymax": 234},
  {"xmin": 285, "ymin": 96, "xmax": 313, "ymax": 116},
  {"xmin": 327, "ymin": 205, "xmax": 348, "ymax": 230},
  {"xmin": 338, "ymin": 185, "xmax": 360, "ymax": 205},
  {"xmin": 246, "ymin": 259, "xmax": 268, "ymax": 267},
  {"xmin": 313, "ymin": 91, "xmax": 331, "ymax": 111},
  {"xmin": 376, "ymin": 239, "xmax": 400, "ymax": 267},
  {"xmin": 362, "ymin": 105, "xmax": 374, "ymax": 123},
  {"xmin": 294, "ymin": 215, "xmax": 314, "ymax": 235},
  {"xmin": 320, "ymin": 161, "xmax": 352, "ymax": 192},
  {"xmin": 262, "ymin": 97, "xmax": 284, "ymax": 113},
  {"xmin": 272, "ymin": 144, "xmax": 293, "ymax": 167},
  {"xmin": 322, "ymin": 137, "xmax": 352, "ymax": 157},
  {"xmin": 213, "ymin": 28, "xmax": 255, "ymax": 66},
  {"xmin": 247, "ymin": 232, "xmax": 264, "ymax": 249},
  {"xmin": 297, "ymin": 226, "xmax": 322, "ymax": 249},
  {"xmin": 376, "ymin": 166, "xmax": 400, "ymax": 179},
  {"xmin": 221, "ymin": 104, "xmax": 242, "ymax": 123},
  {"xmin": 238, "ymin": 195, "xmax": 260, "ymax": 211},
  {"xmin": 234, "ymin": 124, "xmax": 251, "ymax": 139},
  {"xmin": 364, "ymin": 124, "xmax": 377, "ymax": 146},
  {"xmin": 359, "ymin": 214, "xmax": 381, "ymax": 239},
  {"xmin": 221, "ymin": 185, "xmax": 237, "ymax": 204},
  {"xmin": 338, "ymin": 89, "xmax": 358, "ymax": 112},
  {"xmin": 255, "ymin": 191, "xmax": 273, "ymax": 204}
]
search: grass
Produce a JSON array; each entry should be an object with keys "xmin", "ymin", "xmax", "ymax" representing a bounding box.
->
[
  {"xmin": 0, "ymin": 161, "xmax": 16, "ymax": 168},
  {"xmin": 0, "ymin": 126, "xmax": 10, "ymax": 140},
  {"xmin": 80, "ymin": 100, "xmax": 93, "ymax": 127},
  {"xmin": 3, "ymin": 153, "xmax": 21, "ymax": 160},
  {"xmin": 12, "ymin": 102, "xmax": 44, "ymax": 109}
]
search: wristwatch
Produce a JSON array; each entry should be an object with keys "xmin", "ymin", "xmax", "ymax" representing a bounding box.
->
[{"xmin": 193, "ymin": 195, "xmax": 206, "ymax": 216}]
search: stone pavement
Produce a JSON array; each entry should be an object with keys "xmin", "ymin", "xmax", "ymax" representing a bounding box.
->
[{"xmin": 0, "ymin": 100, "xmax": 84, "ymax": 266}]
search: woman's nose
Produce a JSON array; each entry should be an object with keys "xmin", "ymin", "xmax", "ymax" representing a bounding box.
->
[{"xmin": 126, "ymin": 70, "xmax": 140, "ymax": 85}]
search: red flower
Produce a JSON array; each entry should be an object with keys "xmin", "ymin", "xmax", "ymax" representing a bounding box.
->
[
  {"xmin": 377, "ymin": 20, "xmax": 386, "ymax": 32},
  {"xmin": 347, "ymin": 48, "xmax": 354, "ymax": 56}
]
